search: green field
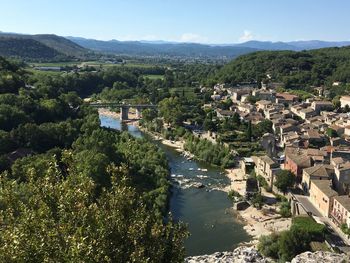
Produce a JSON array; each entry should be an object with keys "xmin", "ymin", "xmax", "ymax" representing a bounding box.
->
[
  {"xmin": 31, "ymin": 60, "xmax": 164, "ymax": 69},
  {"xmin": 169, "ymin": 87, "xmax": 198, "ymax": 99},
  {"xmin": 143, "ymin": 74, "xmax": 164, "ymax": 80}
]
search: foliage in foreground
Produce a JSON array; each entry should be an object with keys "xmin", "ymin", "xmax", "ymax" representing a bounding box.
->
[
  {"xmin": 0, "ymin": 156, "xmax": 188, "ymax": 262},
  {"xmin": 258, "ymin": 216, "xmax": 327, "ymax": 262}
]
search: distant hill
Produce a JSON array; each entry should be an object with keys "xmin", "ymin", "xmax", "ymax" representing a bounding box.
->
[
  {"xmin": 1, "ymin": 30, "xmax": 350, "ymax": 61},
  {"xmin": 234, "ymin": 40, "xmax": 350, "ymax": 51},
  {"xmin": 67, "ymin": 37, "xmax": 259, "ymax": 59},
  {"xmin": 0, "ymin": 37, "xmax": 64, "ymax": 60},
  {"xmin": 67, "ymin": 36, "xmax": 350, "ymax": 60},
  {"xmin": 0, "ymin": 33, "xmax": 87, "ymax": 61}
]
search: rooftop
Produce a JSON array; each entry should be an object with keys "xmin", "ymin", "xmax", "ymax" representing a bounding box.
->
[
  {"xmin": 311, "ymin": 179, "xmax": 338, "ymax": 198},
  {"xmin": 304, "ymin": 165, "xmax": 333, "ymax": 178}
]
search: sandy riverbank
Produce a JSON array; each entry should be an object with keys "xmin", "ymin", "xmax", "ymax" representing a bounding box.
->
[{"xmin": 223, "ymin": 168, "xmax": 291, "ymax": 240}]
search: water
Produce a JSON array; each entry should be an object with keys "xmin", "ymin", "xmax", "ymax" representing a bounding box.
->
[{"xmin": 100, "ymin": 115, "xmax": 250, "ymax": 256}]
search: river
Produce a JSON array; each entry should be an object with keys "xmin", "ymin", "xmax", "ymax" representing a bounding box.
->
[{"xmin": 100, "ymin": 115, "xmax": 250, "ymax": 256}]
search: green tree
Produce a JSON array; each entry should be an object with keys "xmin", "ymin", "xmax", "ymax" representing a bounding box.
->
[
  {"xmin": 158, "ymin": 97, "xmax": 184, "ymax": 125},
  {"xmin": 274, "ymin": 170, "xmax": 295, "ymax": 194},
  {"xmin": 246, "ymin": 120, "xmax": 252, "ymax": 141},
  {"xmin": 0, "ymin": 156, "xmax": 188, "ymax": 262}
]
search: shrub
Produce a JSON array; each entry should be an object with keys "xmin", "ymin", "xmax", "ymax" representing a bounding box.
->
[
  {"xmin": 291, "ymin": 216, "xmax": 326, "ymax": 241},
  {"xmin": 228, "ymin": 189, "xmax": 242, "ymax": 202},
  {"xmin": 279, "ymin": 201, "xmax": 292, "ymax": 218}
]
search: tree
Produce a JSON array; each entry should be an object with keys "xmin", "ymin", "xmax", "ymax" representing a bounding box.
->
[
  {"xmin": 0, "ymin": 157, "xmax": 188, "ymax": 262},
  {"xmin": 158, "ymin": 97, "xmax": 184, "ymax": 125},
  {"xmin": 326, "ymin": 127, "xmax": 338, "ymax": 138},
  {"xmin": 274, "ymin": 170, "xmax": 295, "ymax": 194},
  {"xmin": 246, "ymin": 121, "xmax": 252, "ymax": 141},
  {"xmin": 278, "ymin": 228, "xmax": 311, "ymax": 262}
]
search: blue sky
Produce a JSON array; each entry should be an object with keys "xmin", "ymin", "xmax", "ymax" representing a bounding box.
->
[{"xmin": 1, "ymin": 0, "xmax": 349, "ymax": 43}]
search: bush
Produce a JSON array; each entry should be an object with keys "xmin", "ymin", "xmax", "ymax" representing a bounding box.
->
[
  {"xmin": 251, "ymin": 192, "xmax": 264, "ymax": 209},
  {"xmin": 291, "ymin": 216, "xmax": 326, "ymax": 241},
  {"xmin": 227, "ymin": 189, "xmax": 242, "ymax": 202},
  {"xmin": 257, "ymin": 234, "xmax": 279, "ymax": 258},
  {"xmin": 258, "ymin": 228, "xmax": 311, "ymax": 262},
  {"xmin": 279, "ymin": 201, "xmax": 292, "ymax": 218}
]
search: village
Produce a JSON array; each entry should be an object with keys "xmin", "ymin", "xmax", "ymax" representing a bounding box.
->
[{"xmin": 193, "ymin": 80, "xmax": 350, "ymax": 253}]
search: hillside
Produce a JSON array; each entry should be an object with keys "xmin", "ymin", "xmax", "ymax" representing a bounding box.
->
[
  {"xmin": 29, "ymin": 34, "xmax": 86, "ymax": 57},
  {"xmin": 0, "ymin": 37, "xmax": 65, "ymax": 61},
  {"xmin": 0, "ymin": 33, "xmax": 87, "ymax": 60},
  {"xmin": 67, "ymin": 37, "xmax": 259, "ymax": 59},
  {"xmin": 211, "ymin": 46, "xmax": 350, "ymax": 89}
]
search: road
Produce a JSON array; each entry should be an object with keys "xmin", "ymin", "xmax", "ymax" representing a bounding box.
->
[{"xmin": 294, "ymin": 194, "xmax": 322, "ymax": 217}]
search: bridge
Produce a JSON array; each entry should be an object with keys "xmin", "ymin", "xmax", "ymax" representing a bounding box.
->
[{"xmin": 89, "ymin": 102, "xmax": 157, "ymax": 121}]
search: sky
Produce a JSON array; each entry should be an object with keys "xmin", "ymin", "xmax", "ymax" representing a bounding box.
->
[{"xmin": 1, "ymin": 0, "xmax": 349, "ymax": 44}]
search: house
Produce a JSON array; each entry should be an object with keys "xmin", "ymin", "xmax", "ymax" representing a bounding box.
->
[
  {"xmin": 275, "ymin": 93, "xmax": 299, "ymax": 104},
  {"xmin": 309, "ymin": 179, "xmax": 338, "ymax": 217},
  {"xmin": 256, "ymin": 100, "xmax": 272, "ymax": 111},
  {"xmin": 334, "ymin": 162, "xmax": 350, "ymax": 195},
  {"xmin": 340, "ymin": 96, "xmax": 350, "ymax": 108},
  {"xmin": 253, "ymin": 89, "xmax": 276, "ymax": 101},
  {"xmin": 230, "ymin": 88, "xmax": 252, "ymax": 101},
  {"xmin": 299, "ymin": 108, "xmax": 316, "ymax": 120},
  {"xmin": 302, "ymin": 165, "xmax": 334, "ymax": 193},
  {"xmin": 311, "ymin": 101, "xmax": 334, "ymax": 114},
  {"xmin": 281, "ymin": 131, "xmax": 301, "ymax": 148},
  {"xmin": 280, "ymin": 123, "xmax": 299, "ymax": 135},
  {"xmin": 305, "ymin": 129, "xmax": 325, "ymax": 145},
  {"xmin": 245, "ymin": 112, "xmax": 264, "ymax": 124},
  {"xmin": 236, "ymin": 103, "xmax": 254, "ymax": 114},
  {"xmin": 284, "ymin": 147, "xmax": 318, "ymax": 180},
  {"xmin": 253, "ymin": 155, "xmax": 281, "ymax": 188},
  {"xmin": 331, "ymin": 195, "xmax": 350, "ymax": 227}
]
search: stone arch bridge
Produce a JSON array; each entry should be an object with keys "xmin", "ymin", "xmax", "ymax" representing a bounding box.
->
[{"xmin": 89, "ymin": 102, "xmax": 157, "ymax": 121}]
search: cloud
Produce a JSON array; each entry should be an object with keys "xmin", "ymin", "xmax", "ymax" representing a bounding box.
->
[
  {"xmin": 179, "ymin": 33, "xmax": 208, "ymax": 43},
  {"xmin": 239, "ymin": 30, "xmax": 254, "ymax": 42}
]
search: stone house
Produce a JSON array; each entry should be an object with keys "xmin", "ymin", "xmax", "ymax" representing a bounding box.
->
[
  {"xmin": 302, "ymin": 165, "xmax": 334, "ymax": 193},
  {"xmin": 253, "ymin": 155, "xmax": 281, "ymax": 188},
  {"xmin": 331, "ymin": 195, "xmax": 350, "ymax": 228},
  {"xmin": 311, "ymin": 101, "xmax": 334, "ymax": 114},
  {"xmin": 334, "ymin": 162, "xmax": 350, "ymax": 195},
  {"xmin": 309, "ymin": 179, "xmax": 338, "ymax": 217}
]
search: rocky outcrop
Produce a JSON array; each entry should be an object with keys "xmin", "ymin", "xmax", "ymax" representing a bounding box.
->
[
  {"xmin": 291, "ymin": 251, "xmax": 349, "ymax": 263},
  {"xmin": 185, "ymin": 247, "xmax": 350, "ymax": 263},
  {"xmin": 185, "ymin": 247, "xmax": 270, "ymax": 263}
]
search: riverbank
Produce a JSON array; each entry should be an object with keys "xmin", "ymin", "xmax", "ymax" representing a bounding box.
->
[{"xmin": 223, "ymin": 168, "xmax": 292, "ymax": 240}]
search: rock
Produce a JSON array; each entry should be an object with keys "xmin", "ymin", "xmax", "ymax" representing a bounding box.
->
[
  {"xmin": 291, "ymin": 250, "xmax": 349, "ymax": 263},
  {"xmin": 185, "ymin": 246, "xmax": 270, "ymax": 263},
  {"xmin": 234, "ymin": 201, "xmax": 250, "ymax": 211}
]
